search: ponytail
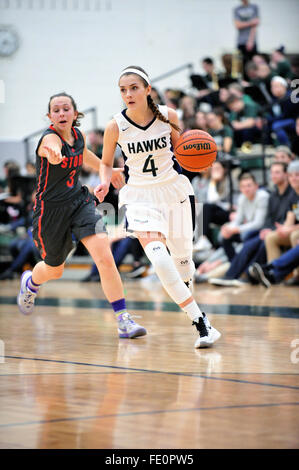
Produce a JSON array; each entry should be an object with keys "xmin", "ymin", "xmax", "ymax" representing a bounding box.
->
[{"xmin": 147, "ymin": 95, "xmax": 181, "ymax": 133}]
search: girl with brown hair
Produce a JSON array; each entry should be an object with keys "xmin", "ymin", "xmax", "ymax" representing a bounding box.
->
[
  {"xmin": 94, "ymin": 66, "xmax": 221, "ymax": 348},
  {"xmin": 18, "ymin": 92, "xmax": 146, "ymax": 339}
]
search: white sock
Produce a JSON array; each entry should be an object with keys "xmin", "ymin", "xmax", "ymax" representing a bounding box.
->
[{"xmin": 182, "ymin": 300, "xmax": 203, "ymax": 321}]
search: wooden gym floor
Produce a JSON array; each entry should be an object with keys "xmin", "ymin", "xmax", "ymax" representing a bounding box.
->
[{"xmin": 0, "ymin": 277, "xmax": 298, "ymax": 449}]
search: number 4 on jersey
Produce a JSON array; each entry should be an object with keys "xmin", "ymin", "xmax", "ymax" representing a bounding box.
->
[{"xmin": 142, "ymin": 154, "xmax": 158, "ymax": 177}]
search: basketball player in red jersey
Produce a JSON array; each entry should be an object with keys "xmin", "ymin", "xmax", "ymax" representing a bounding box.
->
[
  {"xmin": 94, "ymin": 66, "xmax": 221, "ymax": 348},
  {"xmin": 17, "ymin": 92, "xmax": 146, "ymax": 339}
]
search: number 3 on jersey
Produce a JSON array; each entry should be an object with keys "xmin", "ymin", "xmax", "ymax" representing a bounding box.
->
[
  {"xmin": 142, "ymin": 154, "xmax": 158, "ymax": 177},
  {"xmin": 67, "ymin": 169, "xmax": 76, "ymax": 188}
]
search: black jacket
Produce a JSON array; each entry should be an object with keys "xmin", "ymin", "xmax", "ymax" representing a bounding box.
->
[{"xmin": 264, "ymin": 184, "xmax": 296, "ymax": 229}]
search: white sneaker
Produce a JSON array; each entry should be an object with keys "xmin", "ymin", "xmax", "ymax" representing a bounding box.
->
[
  {"xmin": 193, "ymin": 236, "xmax": 212, "ymax": 252},
  {"xmin": 209, "ymin": 277, "xmax": 245, "ymax": 287},
  {"xmin": 17, "ymin": 270, "xmax": 37, "ymax": 315},
  {"xmin": 193, "ymin": 313, "xmax": 221, "ymax": 348}
]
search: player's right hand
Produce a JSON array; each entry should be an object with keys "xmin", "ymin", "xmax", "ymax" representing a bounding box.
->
[
  {"xmin": 94, "ymin": 183, "xmax": 109, "ymax": 203},
  {"xmin": 43, "ymin": 146, "xmax": 65, "ymax": 165}
]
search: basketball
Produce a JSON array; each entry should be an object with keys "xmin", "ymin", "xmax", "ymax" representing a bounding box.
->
[{"xmin": 174, "ymin": 129, "xmax": 217, "ymax": 172}]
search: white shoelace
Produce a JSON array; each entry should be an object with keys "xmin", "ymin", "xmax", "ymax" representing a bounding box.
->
[{"xmin": 24, "ymin": 291, "xmax": 36, "ymax": 305}]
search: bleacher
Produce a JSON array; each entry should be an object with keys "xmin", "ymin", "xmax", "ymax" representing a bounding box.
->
[{"xmin": 0, "ymin": 50, "xmax": 298, "ymax": 283}]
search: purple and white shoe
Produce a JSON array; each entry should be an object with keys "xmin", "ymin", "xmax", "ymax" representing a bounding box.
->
[
  {"xmin": 17, "ymin": 271, "xmax": 37, "ymax": 315},
  {"xmin": 117, "ymin": 313, "xmax": 147, "ymax": 339}
]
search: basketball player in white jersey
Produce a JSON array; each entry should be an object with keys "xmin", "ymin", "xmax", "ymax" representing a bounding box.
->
[{"xmin": 94, "ymin": 66, "xmax": 221, "ymax": 348}]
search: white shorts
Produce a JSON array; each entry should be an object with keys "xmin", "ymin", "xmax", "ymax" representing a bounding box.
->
[{"xmin": 119, "ymin": 174, "xmax": 196, "ymax": 256}]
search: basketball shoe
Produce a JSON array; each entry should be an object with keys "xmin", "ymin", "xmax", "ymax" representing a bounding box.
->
[
  {"xmin": 17, "ymin": 270, "xmax": 37, "ymax": 315},
  {"xmin": 193, "ymin": 313, "xmax": 221, "ymax": 348},
  {"xmin": 117, "ymin": 313, "xmax": 147, "ymax": 339}
]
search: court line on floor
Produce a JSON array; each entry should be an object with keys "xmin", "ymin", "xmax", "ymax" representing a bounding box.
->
[
  {"xmin": 0, "ymin": 372, "xmax": 138, "ymax": 376},
  {"xmin": 1, "ymin": 296, "xmax": 299, "ymax": 318},
  {"xmin": 1, "ymin": 402, "xmax": 299, "ymax": 429},
  {"xmin": 0, "ymin": 371, "xmax": 298, "ymax": 377},
  {"xmin": 2, "ymin": 355, "xmax": 299, "ymax": 390}
]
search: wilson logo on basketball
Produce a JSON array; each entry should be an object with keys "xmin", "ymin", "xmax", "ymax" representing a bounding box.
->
[
  {"xmin": 175, "ymin": 129, "xmax": 217, "ymax": 172},
  {"xmin": 183, "ymin": 143, "xmax": 211, "ymax": 151}
]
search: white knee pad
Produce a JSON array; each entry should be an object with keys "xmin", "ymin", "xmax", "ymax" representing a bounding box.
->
[
  {"xmin": 144, "ymin": 241, "xmax": 191, "ymax": 304},
  {"xmin": 172, "ymin": 256, "xmax": 195, "ymax": 282}
]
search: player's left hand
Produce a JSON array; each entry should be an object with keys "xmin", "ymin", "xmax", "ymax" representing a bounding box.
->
[
  {"xmin": 111, "ymin": 168, "xmax": 125, "ymax": 189},
  {"xmin": 94, "ymin": 183, "xmax": 109, "ymax": 203}
]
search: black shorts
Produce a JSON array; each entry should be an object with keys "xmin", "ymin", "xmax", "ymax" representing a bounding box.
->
[{"xmin": 33, "ymin": 186, "xmax": 106, "ymax": 267}]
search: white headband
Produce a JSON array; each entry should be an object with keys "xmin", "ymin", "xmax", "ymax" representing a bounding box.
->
[{"xmin": 119, "ymin": 68, "xmax": 151, "ymax": 85}]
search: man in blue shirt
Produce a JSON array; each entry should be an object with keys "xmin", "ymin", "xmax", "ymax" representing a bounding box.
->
[{"xmin": 234, "ymin": 0, "xmax": 260, "ymax": 72}]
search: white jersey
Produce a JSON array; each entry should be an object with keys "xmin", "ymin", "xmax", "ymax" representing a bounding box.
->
[{"xmin": 114, "ymin": 105, "xmax": 182, "ymax": 186}]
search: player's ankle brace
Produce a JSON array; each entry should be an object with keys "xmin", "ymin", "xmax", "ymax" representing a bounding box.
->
[{"xmin": 144, "ymin": 241, "xmax": 191, "ymax": 304}]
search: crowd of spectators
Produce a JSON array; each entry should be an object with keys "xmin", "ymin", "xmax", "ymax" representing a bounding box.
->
[{"xmin": 0, "ymin": 161, "xmax": 39, "ymax": 280}]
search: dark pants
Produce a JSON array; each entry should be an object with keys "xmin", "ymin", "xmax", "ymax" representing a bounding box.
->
[
  {"xmin": 203, "ymin": 203, "xmax": 230, "ymax": 245},
  {"xmin": 225, "ymin": 234, "xmax": 267, "ymax": 279},
  {"xmin": 238, "ymin": 43, "xmax": 258, "ymax": 79},
  {"xmin": 222, "ymin": 230, "xmax": 259, "ymax": 261},
  {"xmin": 271, "ymin": 118, "xmax": 295, "ymax": 146},
  {"xmin": 222, "ymin": 234, "xmax": 241, "ymax": 261},
  {"xmin": 113, "ymin": 238, "xmax": 143, "ymax": 267},
  {"xmin": 271, "ymin": 245, "xmax": 299, "ymax": 282},
  {"xmin": 9, "ymin": 237, "xmax": 40, "ymax": 273},
  {"xmin": 233, "ymin": 126, "xmax": 262, "ymax": 147}
]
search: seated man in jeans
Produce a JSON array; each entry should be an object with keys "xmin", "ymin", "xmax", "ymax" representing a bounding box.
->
[
  {"xmin": 214, "ymin": 172, "xmax": 269, "ymax": 263},
  {"xmin": 249, "ymin": 243, "xmax": 299, "ymax": 287},
  {"xmin": 265, "ymin": 160, "xmax": 299, "ymax": 263},
  {"xmin": 209, "ymin": 162, "xmax": 295, "ymax": 286}
]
